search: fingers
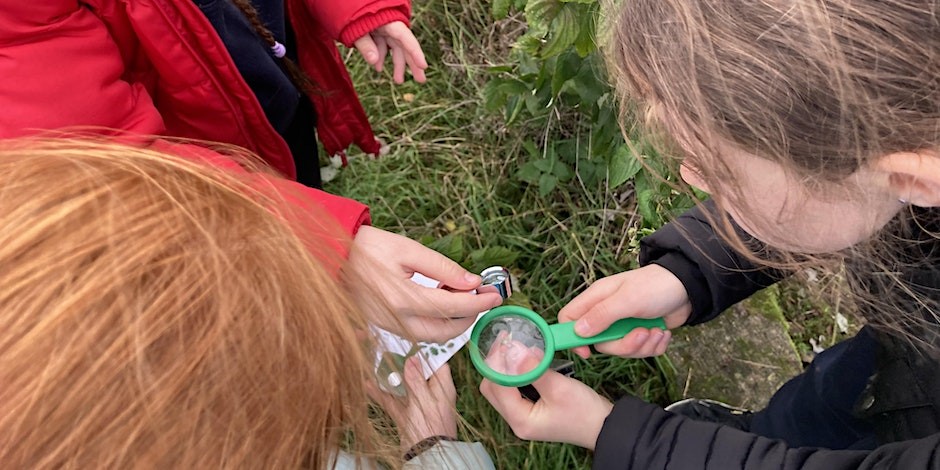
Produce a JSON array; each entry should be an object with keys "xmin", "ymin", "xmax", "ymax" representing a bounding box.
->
[
  {"xmin": 558, "ymin": 279, "xmax": 617, "ymax": 324},
  {"xmin": 383, "ymin": 22, "xmax": 427, "ymax": 83},
  {"xmin": 572, "ymin": 346, "xmax": 592, "ymax": 359},
  {"xmin": 390, "ymin": 46, "xmax": 406, "ymax": 84},
  {"xmin": 479, "ymin": 378, "xmax": 533, "ymax": 427},
  {"xmin": 593, "ymin": 328, "xmax": 672, "ymax": 358},
  {"xmin": 572, "ymin": 296, "xmax": 626, "ymax": 337},
  {"xmin": 374, "ymin": 36, "xmax": 388, "ymax": 73},
  {"xmin": 407, "ymin": 56, "xmax": 427, "ymax": 83},
  {"xmin": 417, "ymin": 288, "xmax": 503, "ymax": 319},
  {"xmin": 385, "ymin": 22, "xmax": 428, "ymax": 69},
  {"xmin": 428, "ymin": 363, "xmax": 457, "ymax": 400},
  {"xmin": 353, "ymin": 35, "xmax": 380, "ymax": 67},
  {"xmin": 402, "ymin": 357, "xmax": 429, "ymax": 397},
  {"xmin": 559, "ymin": 279, "xmax": 639, "ymax": 337},
  {"xmin": 480, "ymin": 371, "xmax": 566, "ymax": 442},
  {"xmin": 398, "ymin": 241, "xmax": 480, "ymax": 290}
]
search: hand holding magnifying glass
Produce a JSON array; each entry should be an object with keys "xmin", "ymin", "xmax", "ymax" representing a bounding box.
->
[{"xmin": 469, "ymin": 306, "xmax": 666, "ymax": 386}]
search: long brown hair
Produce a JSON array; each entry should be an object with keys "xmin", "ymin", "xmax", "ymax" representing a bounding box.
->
[
  {"xmin": 606, "ymin": 1, "xmax": 940, "ymax": 338},
  {"xmin": 0, "ymin": 138, "xmax": 390, "ymax": 467}
]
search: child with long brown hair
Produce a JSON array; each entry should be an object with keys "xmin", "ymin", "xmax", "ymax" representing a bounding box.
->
[
  {"xmin": 481, "ymin": 0, "xmax": 940, "ymax": 467},
  {"xmin": 0, "ymin": 138, "xmax": 493, "ymax": 468}
]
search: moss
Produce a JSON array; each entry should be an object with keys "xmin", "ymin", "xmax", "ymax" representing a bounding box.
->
[{"xmin": 745, "ymin": 286, "xmax": 787, "ymax": 325}]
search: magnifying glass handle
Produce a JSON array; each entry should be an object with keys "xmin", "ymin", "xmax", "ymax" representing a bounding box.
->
[{"xmin": 551, "ymin": 317, "xmax": 667, "ymax": 350}]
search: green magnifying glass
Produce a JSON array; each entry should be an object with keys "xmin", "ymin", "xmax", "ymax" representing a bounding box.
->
[{"xmin": 469, "ymin": 305, "xmax": 666, "ymax": 386}]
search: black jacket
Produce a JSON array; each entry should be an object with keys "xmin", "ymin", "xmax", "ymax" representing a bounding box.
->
[{"xmin": 593, "ymin": 202, "xmax": 940, "ymax": 469}]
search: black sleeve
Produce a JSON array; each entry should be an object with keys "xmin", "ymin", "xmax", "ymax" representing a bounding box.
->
[
  {"xmin": 638, "ymin": 201, "xmax": 781, "ymax": 325},
  {"xmin": 593, "ymin": 396, "xmax": 940, "ymax": 469}
]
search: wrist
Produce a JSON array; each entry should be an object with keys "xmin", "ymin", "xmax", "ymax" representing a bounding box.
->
[
  {"xmin": 579, "ymin": 398, "xmax": 614, "ymax": 450},
  {"xmin": 402, "ymin": 434, "xmax": 458, "ymax": 461},
  {"xmin": 401, "ymin": 423, "xmax": 457, "ymax": 451},
  {"xmin": 339, "ymin": 9, "xmax": 410, "ymax": 47}
]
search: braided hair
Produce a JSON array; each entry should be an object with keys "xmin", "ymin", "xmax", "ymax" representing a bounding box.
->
[{"xmin": 230, "ymin": 0, "xmax": 317, "ymax": 95}]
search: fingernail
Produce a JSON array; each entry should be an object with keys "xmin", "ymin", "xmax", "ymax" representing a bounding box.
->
[
  {"xmin": 575, "ymin": 319, "xmax": 591, "ymax": 336},
  {"xmin": 634, "ymin": 330, "xmax": 650, "ymax": 343},
  {"xmin": 464, "ymin": 273, "xmax": 481, "ymax": 284},
  {"xmin": 367, "ymin": 51, "xmax": 378, "ymax": 62},
  {"xmin": 656, "ymin": 330, "xmax": 668, "ymax": 345}
]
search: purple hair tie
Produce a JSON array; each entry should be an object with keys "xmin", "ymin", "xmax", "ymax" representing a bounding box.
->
[{"xmin": 271, "ymin": 41, "xmax": 286, "ymax": 58}]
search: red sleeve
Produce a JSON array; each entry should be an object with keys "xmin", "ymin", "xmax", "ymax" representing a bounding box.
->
[
  {"xmin": 305, "ymin": 0, "xmax": 411, "ymax": 47},
  {"xmin": 152, "ymin": 141, "xmax": 371, "ymax": 260}
]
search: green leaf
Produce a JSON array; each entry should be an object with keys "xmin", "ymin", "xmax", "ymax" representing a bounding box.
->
[
  {"xmin": 577, "ymin": 159, "xmax": 599, "ymax": 185},
  {"xmin": 522, "ymin": 140, "xmax": 541, "ymax": 159},
  {"xmin": 524, "ymin": 87, "xmax": 550, "ymax": 114},
  {"xmin": 573, "ymin": 3, "xmax": 597, "ymax": 57},
  {"xmin": 486, "ymin": 65, "xmax": 514, "ymax": 74},
  {"xmin": 534, "ymin": 56, "xmax": 554, "ymax": 95},
  {"xmin": 538, "ymin": 173, "xmax": 557, "ymax": 196},
  {"xmin": 634, "ymin": 172, "xmax": 660, "ymax": 227},
  {"xmin": 469, "ymin": 246, "xmax": 520, "ymax": 271},
  {"xmin": 515, "ymin": 33, "xmax": 544, "ymax": 56},
  {"xmin": 540, "ymin": 4, "xmax": 579, "ymax": 58},
  {"xmin": 551, "ymin": 50, "xmax": 581, "ymax": 95},
  {"xmin": 504, "ymin": 95, "xmax": 526, "ymax": 124},
  {"xmin": 483, "ymin": 78, "xmax": 529, "ymax": 112},
  {"xmin": 525, "ymin": 0, "xmax": 562, "ymax": 30},
  {"xmin": 553, "ymin": 160, "xmax": 574, "ymax": 181},
  {"xmin": 567, "ymin": 56, "xmax": 604, "ymax": 106},
  {"xmin": 425, "ymin": 234, "xmax": 465, "ymax": 261},
  {"xmin": 482, "ymin": 79, "xmax": 508, "ymax": 111},
  {"xmin": 516, "ymin": 161, "xmax": 543, "ymax": 184},
  {"xmin": 608, "ymin": 144, "xmax": 642, "ymax": 188},
  {"xmin": 532, "ymin": 157, "xmax": 555, "ymax": 173},
  {"xmin": 493, "ymin": 0, "xmax": 513, "ymax": 19}
]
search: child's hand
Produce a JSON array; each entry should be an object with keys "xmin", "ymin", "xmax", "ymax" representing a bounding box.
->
[
  {"xmin": 559, "ymin": 264, "xmax": 691, "ymax": 358},
  {"xmin": 348, "ymin": 226, "xmax": 503, "ymax": 343},
  {"xmin": 479, "ymin": 370, "xmax": 613, "ymax": 450},
  {"xmin": 371, "ymin": 357, "xmax": 458, "ymax": 451},
  {"xmin": 353, "ymin": 21, "xmax": 428, "ymax": 84}
]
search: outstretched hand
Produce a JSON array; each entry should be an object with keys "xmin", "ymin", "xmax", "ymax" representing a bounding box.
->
[
  {"xmin": 347, "ymin": 226, "xmax": 503, "ymax": 343},
  {"xmin": 558, "ymin": 264, "xmax": 690, "ymax": 359},
  {"xmin": 370, "ymin": 357, "xmax": 458, "ymax": 451},
  {"xmin": 353, "ymin": 21, "xmax": 428, "ymax": 84},
  {"xmin": 480, "ymin": 370, "xmax": 613, "ymax": 450}
]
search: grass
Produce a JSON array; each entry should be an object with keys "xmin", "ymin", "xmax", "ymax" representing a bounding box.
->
[{"xmin": 325, "ymin": 0, "xmax": 670, "ymax": 467}]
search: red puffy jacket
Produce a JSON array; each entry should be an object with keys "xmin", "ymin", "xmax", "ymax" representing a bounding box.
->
[{"xmin": 0, "ymin": 0, "xmax": 407, "ymax": 236}]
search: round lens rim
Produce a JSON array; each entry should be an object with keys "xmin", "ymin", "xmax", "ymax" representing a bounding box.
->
[{"xmin": 469, "ymin": 305, "xmax": 554, "ymax": 386}]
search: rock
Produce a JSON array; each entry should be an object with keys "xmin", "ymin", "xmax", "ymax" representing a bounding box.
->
[{"xmin": 665, "ymin": 288, "xmax": 803, "ymax": 409}]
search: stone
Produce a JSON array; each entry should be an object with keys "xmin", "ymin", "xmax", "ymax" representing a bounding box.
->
[{"xmin": 665, "ymin": 290, "xmax": 803, "ymax": 410}]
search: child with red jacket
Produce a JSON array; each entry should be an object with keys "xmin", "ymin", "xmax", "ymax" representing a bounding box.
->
[{"xmin": 0, "ymin": 0, "xmax": 497, "ymax": 343}]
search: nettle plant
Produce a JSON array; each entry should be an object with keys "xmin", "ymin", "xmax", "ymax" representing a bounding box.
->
[{"xmin": 485, "ymin": 0, "xmax": 695, "ymax": 228}]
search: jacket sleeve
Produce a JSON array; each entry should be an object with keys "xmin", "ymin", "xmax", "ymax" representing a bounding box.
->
[
  {"xmin": 638, "ymin": 201, "xmax": 782, "ymax": 325},
  {"xmin": 593, "ymin": 396, "xmax": 940, "ymax": 469},
  {"xmin": 304, "ymin": 0, "xmax": 411, "ymax": 47}
]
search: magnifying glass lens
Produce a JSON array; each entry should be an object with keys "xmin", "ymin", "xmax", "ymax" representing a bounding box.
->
[{"xmin": 477, "ymin": 314, "xmax": 546, "ymax": 376}]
